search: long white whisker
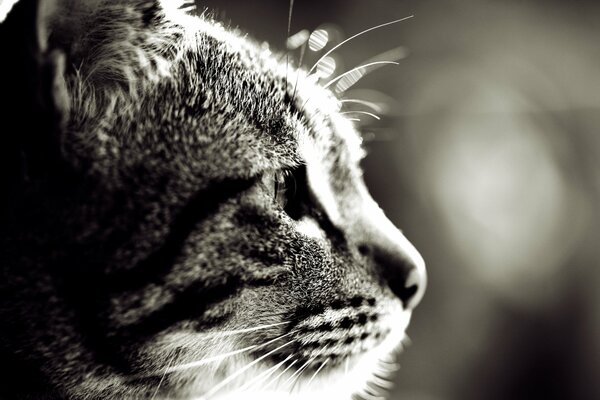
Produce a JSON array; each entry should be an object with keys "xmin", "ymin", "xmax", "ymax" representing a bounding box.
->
[
  {"xmin": 287, "ymin": 0, "xmax": 295, "ymax": 38},
  {"xmin": 292, "ymin": 41, "xmax": 307, "ymax": 101},
  {"xmin": 307, "ymin": 16, "xmax": 414, "ymax": 75},
  {"xmin": 340, "ymin": 111, "xmax": 380, "ymax": 120},
  {"xmin": 263, "ymin": 359, "xmax": 298, "ymax": 391},
  {"xmin": 164, "ymin": 345, "xmax": 255, "ymax": 374},
  {"xmin": 345, "ymin": 358, "xmax": 350, "ymax": 376},
  {"xmin": 251, "ymin": 357, "xmax": 293, "ymax": 390},
  {"xmin": 323, "ymin": 61, "xmax": 399, "ymax": 89},
  {"xmin": 335, "ymin": 46, "xmax": 407, "ymax": 93},
  {"xmin": 340, "ymin": 99, "xmax": 383, "ymax": 113},
  {"xmin": 281, "ymin": 346, "xmax": 328, "ymax": 390},
  {"xmin": 165, "ymin": 332, "xmax": 289, "ymax": 375},
  {"xmin": 301, "ymin": 61, "xmax": 398, "ymax": 111},
  {"xmin": 281, "ymin": 357, "xmax": 312, "ymax": 388},
  {"xmin": 200, "ymin": 337, "xmax": 294, "ymax": 399},
  {"xmin": 287, "ymin": 364, "xmax": 310, "ymax": 393},
  {"xmin": 238, "ymin": 354, "xmax": 293, "ymax": 392},
  {"xmin": 306, "ymin": 358, "xmax": 329, "ymax": 387},
  {"xmin": 150, "ymin": 350, "xmax": 178, "ymax": 400},
  {"xmin": 125, "ymin": 346, "xmax": 252, "ymax": 381}
]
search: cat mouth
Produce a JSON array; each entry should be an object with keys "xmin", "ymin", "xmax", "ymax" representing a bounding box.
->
[
  {"xmin": 339, "ymin": 311, "xmax": 411, "ymax": 400},
  {"xmin": 212, "ymin": 309, "xmax": 412, "ymax": 400},
  {"xmin": 349, "ymin": 339, "xmax": 406, "ymax": 400},
  {"xmin": 141, "ymin": 306, "xmax": 412, "ymax": 399},
  {"xmin": 208, "ymin": 333, "xmax": 408, "ymax": 400}
]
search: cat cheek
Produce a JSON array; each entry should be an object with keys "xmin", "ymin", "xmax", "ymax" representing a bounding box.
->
[{"xmin": 295, "ymin": 216, "xmax": 325, "ymax": 241}]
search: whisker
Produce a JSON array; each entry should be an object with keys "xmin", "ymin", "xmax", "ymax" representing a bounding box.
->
[
  {"xmin": 287, "ymin": 0, "xmax": 295, "ymax": 39},
  {"xmin": 125, "ymin": 343, "xmax": 256, "ymax": 381},
  {"xmin": 340, "ymin": 99, "xmax": 383, "ymax": 113},
  {"xmin": 281, "ymin": 346, "xmax": 328, "ymax": 390},
  {"xmin": 343, "ymin": 88, "xmax": 399, "ymax": 115},
  {"xmin": 280, "ymin": 357, "xmax": 313, "ymax": 388},
  {"xmin": 307, "ymin": 16, "xmax": 414, "ymax": 75},
  {"xmin": 288, "ymin": 364, "xmax": 310, "ymax": 394},
  {"xmin": 335, "ymin": 47, "xmax": 407, "ymax": 93},
  {"xmin": 323, "ymin": 61, "xmax": 399, "ymax": 89},
  {"xmin": 252, "ymin": 356, "xmax": 293, "ymax": 390},
  {"xmin": 364, "ymin": 46, "xmax": 408, "ymax": 64},
  {"xmin": 306, "ymin": 358, "xmax": 329, "ymax": 387},
  {"xmin": 340, "ymin": 111, "xmax": 381, "ymax": 120},
  {"xmin": 164, "ymin": 332, "xmax": 290, "ymax": 375},
  {"xmin": 200, "ymin": 337, "xmax": 294, "ymax": 399},
  {"xmin": 292, "ymin": 41, "xmax": 307, "ymax": 101},
  {"xmin": 237, "ymin": 354, "xmax": 293, "ymax": 392},
  {"xmin": 301, "ymin": 61, "xmax": 398, "ymax": 111},
  {"xmin": 263, "ymin": 358, "xmax": 298, "ymax": 391},
  {"xmin": 150, "ymin": 349, "xmax": 178, "ymax": 400},
  {"xmin": 164, "ymin": 345, "xmax": 256, "ymax": 374}
]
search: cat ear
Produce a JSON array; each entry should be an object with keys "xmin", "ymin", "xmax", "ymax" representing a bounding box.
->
[
  {"xmin": 0, "ymin": 0, "xmax": 179, "ymax": 189},
  {"xmin": 0, "ymin": 0, "xmax": 69, "ymax": 190}
]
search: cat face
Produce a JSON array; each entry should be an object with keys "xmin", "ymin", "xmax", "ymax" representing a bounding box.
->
[{"xmin": 0, "ymin": 1, "xmax": 425, "ymax": 399}]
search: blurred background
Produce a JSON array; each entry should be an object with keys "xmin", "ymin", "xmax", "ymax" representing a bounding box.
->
[{"xmin": 200, "ymin": 1, "xmax": 600, "ymax": 399}]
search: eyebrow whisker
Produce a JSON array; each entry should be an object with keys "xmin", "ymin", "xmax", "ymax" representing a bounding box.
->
[
  {"xmin": 341, "ymin": 111, "xmax": 381, "ymax": 120},
  {"xmin": 307, "ymin": 16, "xmax": 414, "ymax": 76},
  {"xmin": 340, "ymin": 99, "xmax": 383, "ymax": 113}
]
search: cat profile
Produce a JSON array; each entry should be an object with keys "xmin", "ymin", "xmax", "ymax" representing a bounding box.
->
[{"xmin": 0, "ymin": 0, "xmax": 426, "ymax": 399}]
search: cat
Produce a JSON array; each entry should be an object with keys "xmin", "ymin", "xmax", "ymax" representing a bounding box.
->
[{"xmin": 0, "ymin": 0, "xmax": 426, "ymax": 399}]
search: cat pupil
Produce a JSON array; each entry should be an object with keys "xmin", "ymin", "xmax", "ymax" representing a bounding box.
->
[{"xmin": 273, "ymin": 167, "xmax": 306, "ymax": 220}]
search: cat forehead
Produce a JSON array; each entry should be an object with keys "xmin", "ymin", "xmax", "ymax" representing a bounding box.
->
[{"xmin": 180, "ymin": 11, "xmax": 366, "ymax": 166}]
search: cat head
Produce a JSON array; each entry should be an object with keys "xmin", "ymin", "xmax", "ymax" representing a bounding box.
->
[{"xmin": 0, "ymin": 0, "xmax": 426, "ymax": 398}]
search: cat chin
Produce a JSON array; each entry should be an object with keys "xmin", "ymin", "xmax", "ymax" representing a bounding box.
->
[{"xmin": 210, "ymin": 309, "xmax": 412, "ymax": 400}]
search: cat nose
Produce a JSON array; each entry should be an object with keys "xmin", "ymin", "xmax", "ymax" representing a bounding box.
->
[
  {"xmin": 357, "ymin": 211, "xmax": 427, "ymax": 310},
  {"xmin": 369, "ymin": 239, "xmax": 426, "ymax": 310}
]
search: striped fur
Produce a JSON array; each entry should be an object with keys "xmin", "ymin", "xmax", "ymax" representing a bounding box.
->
[{"xmin": 0, "ymin": 1, "xmax": 425, "ymax": 399}]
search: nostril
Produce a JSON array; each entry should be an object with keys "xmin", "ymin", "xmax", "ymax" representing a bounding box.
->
[
  {"xmin": 388, "ymin": 274, "xmax": 419, "ymax": 309},
  {"xmin": 393, "ymin": 280, "xmax": 418, "ymax": 307},
  {"xmin": 398, "ymin": 267, "xmax": 426, "ymax": 310},
  {"xmin": 372, "ymin": 245, "xmax": 427, "ymax": 310},
  {"xmin": 358, "ymin": 244, "xmax": 371, "ymax": 256}
]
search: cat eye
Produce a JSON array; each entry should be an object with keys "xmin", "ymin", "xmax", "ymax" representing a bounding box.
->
[
  {"xmin": 267, "ymin": 167, "xmax": 308, "ymax": 220},
  {"xmin": 273, "ymin": 169, "xmax": 297, "ymax": 209}
]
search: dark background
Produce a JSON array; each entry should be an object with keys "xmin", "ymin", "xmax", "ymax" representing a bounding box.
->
[{"xmin": 198, "ymin": 1, "xmax": 600, "ymax": 399}]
